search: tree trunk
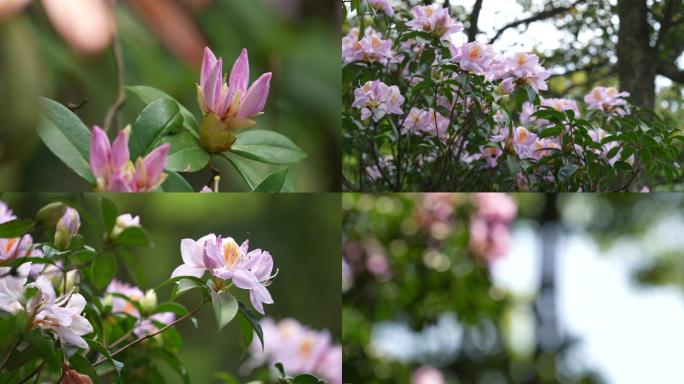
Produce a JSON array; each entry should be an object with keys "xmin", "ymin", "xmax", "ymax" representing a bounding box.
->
[
  {"xmin": 617, "ymin": 0, "xmax": 655, "ymax": 108},
  {"xmin": 536, "ymin": 194, "xmax": 561, "ymax": 353}
]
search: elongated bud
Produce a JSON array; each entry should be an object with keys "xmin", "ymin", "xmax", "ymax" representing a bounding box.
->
[
  {"xmin": 140, "ymin": 289, "xmax": 157, "ymax": 313},
  {"xmin": 36, "ymin": 202, "xmax": 67, "ymax": 227},
  {"xmin": 199, "ymin": 112, "xmax": 236, "ymax": 153},
  {"xmin": 54, "ymin": 207, "xmax": 80, "ymax": 250}
]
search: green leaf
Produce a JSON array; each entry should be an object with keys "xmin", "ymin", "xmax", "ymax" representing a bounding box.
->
[
  {"xmin": 126, "ymin": 85, "xmax": 199, "ymax": 133},
  {"xmin": 292, "ymin": 374, "xmax": 326, "ymax": 384},
  {"xmin": 222, "ymin": 152, "xmax": 264, "ymax": 190},
  {"xmin": 149, "ymin": 349, "xmax": 190, "ymax": 384},
  {"xmin": 160, "ymin": 171, "xmax": 194, "ymax": 192},
  {"xmin": 37, "ymin": 98, "xmax": 94, "ymax": 183},
  {"xmin": 25, "ymin": 331, "xmax": 60, "ymax": 371},
  {"xmin": 539, "ymin": 126, "xmax": 563, "ymax": 138},
  {"xmin": 238, "ymin": 302, "xmax": 264, "ymax": 350},
  {"xmin": 85, "ymin": 339, "xmax": 123, "ymax": 376},
  {"xmin": 557, "ymin": 164, "xmax": 578, "ymax": 183},
  {"xmin": 91, "ymin": 251, "xmax": 116, "ymax": 289},
  {"xmin": 100, "ymin": 198, "xmax": 117, "ymax": 234},
  {"xmin": 253, "ymin": 169, "xmax": 292, "ymax": 192},
  {"xmin": 0, "ymin": 219, "xmax": 33, "ymax": 238},
  {"xmin": 130, "ymin": 98, "xmax": 183, "ymax": 160},
  {"xmin": 162, "ymin": 130, "xmax": 210, "ymax": 172},
  {"xmin": 118, "ymin": 249, "xmax": 146, "ymax": 288},
  {"xmin": 113, "ymin": 227, "xmax": 151, "ymax": 247},
  {"xmin": 210, "ymin": 290, "xmax": 238, "ymax": 331},
  {"xmin": 69, "ymin": 353, "xmax": 100, "ymax": 383},
  {"xmin": 238, "ymin": 312, "xmax": 254, "ymax": 354},
  {"xmin": 153, "ymin": 302, "xmax": 188, "ymax": 317},
  {"xmin": 230, "ymin": 130, "xmax": 307, "ymax": 165}
]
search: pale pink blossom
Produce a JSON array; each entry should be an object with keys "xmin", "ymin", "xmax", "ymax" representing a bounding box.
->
[
  {"xmin": 450, "ymin": 41, "xmax": 496, "ymax": 76},
  {"xmin": 403, "ymin": 108, "xmax": 450, "ymax": 138},
  {"xmin": 367, "ymin": 0, "xmax": 394, "ymax": 16},
  {"xmin": 171, "ymin": 234, "xmax": 274, "ymax": 314},
  {"xmin": 342, "ymin": 27, "xmax": 393, "ymax": 64},
  {"xmin": 504, "ymin": 52, "xmax": 550, "ymax": 92},
  {"xmin": 480, "ymin": 146, "xmax": 503, "ymax": 168},
  {"xmin": 245, "ymin": 318, "xmax": 342, "ymax": 384},
  {"xmin": 584, "ymin": 86, "xmax": 630, "ymax": 115},
  {"xmin": 111, "ymin": 213, "xmax": 141, "ymax": 238},
  {"xmin": 353, "ymin": 80, "xmax": 404, "ymax": 121},
  {"xmin": 90, "ymin": 126, "xmax": 170, "ymax": 192},
  {"xmin": 406, "ymin": 4, "xmax": 463, "ymax": 39}
]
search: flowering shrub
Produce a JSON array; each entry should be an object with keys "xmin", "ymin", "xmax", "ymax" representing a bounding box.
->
[
  {"xmin": 342, "ymin": 1, "xmax": 683, "ymax": 191},
  {"xmin": 37, "ymin": 47, "xmax": 306, "ymax": 193},
  {"xmin": 0, "ymin": 198, "xmax": 325, "ymax": 383}
]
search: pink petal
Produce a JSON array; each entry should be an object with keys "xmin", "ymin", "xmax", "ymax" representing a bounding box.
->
[
  {"xmin": 200, "ymin": 47, "xmax": 218, "ymax": 89},
  {"xmin": 142, "ymin": 144, "xmax": 170, "ymax": 184},
  {"xmin": 239, "ymin": 72, "xmax": 271, "ymax": 118},
  {"xmin": 110, "ymin": 128, "xmax": 130, "ymax": 169},
  {"xmin": 202, "ymin": 238, "xmax": 223, "ymax": 270},
  {"xmin": 89, "ymin": 126, "xmax": 111, "ymax": 178},
  {"xmin": 230, "ymin": 269, "xmax": 259, "ymax": 290},
  {"xmin": 203, "ymin": 59, "xmax": 222, "ymax": 112},
  {"xmin": 229, "ymin": 48, "xmax": 250, "ymax": 95},
  {"xmin": 171, "ymin": 264, "xmax": 205, "ymax": 279}
]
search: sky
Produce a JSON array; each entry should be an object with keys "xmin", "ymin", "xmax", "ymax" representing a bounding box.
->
[{"xmin": 492, "ymin": 221, "xmax": 684, "ymax": 384}]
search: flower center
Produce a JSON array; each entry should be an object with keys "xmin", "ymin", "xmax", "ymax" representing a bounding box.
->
[{"xmin": 223, "ymin": 242, "xmax": 242, "ymax": 267}]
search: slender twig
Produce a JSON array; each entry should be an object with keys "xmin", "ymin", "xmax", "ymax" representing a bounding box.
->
[
  {"xmin": 103, "ymin": 31, "xmax": 126, "ymax": 132},
  {"xmin": 93, "ymin": 298, "xmax": 207, "ymax": 367}
]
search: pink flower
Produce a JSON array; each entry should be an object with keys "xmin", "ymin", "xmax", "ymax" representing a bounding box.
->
[
  {"xmin": 403, "ymin": 108, "xmax": 450, "ymax": 138},
  {"xmin": 30, "ymin": 276, "xmax": 93, "ymax": 349},
  {"xmin": 450, "ymin": 41, "xmax": 496, "ymax": 76},
  {"xmin": 342, "ymin": 27, "xmax": 393, "ymax": 64},
  {"xmin": 0, "ymin": 202, "xmax": 40, "ymax": 264},
  {"xmin": 245, "ymin": 318, "xmax": 342, "ymax": 384},
  {"xmin": 411, "ymin": 365, "xmax": 445, "ymax": 384},
  {"xmin": 89, "ymin": 126, "xmax": 170, "ymax": 192},
  {"xmin": 197, "ymin": 47, "xmax": 272, "ymax": 129},
  {"xmin": 353, "ymin": 80, "xmax": 404, "ymax": 121},
  {"xmin": 406, "ymin": 4, "xmax": 463, "ymax": 39},
  {"xmin": 105, "ymin": 279, "xmax": 145, "ymax": 317},
  {"xmin": 171, "ymin": 234, "xmax": 274, "ymax": 314},
  {"xmin": 111, "ymin": 213, "xmax": 141, "ymax": 238},
  {"xmin": 584, "ymin": 86, "xmax": 630, "ymax": 115},
  {"xmin": 504, "ymin": 52, "xmax": 550, "ymax": 92},
  {"xmin": 367, "ymin": 0, "xmax": 394, "ymax": 16},
  {"xmin": 469, "ymin": 193, "xmax": 517, "ymax": 263},
  {"xmin": 480, "ymin": 146, "xmax": 503, "ymax": 168}
]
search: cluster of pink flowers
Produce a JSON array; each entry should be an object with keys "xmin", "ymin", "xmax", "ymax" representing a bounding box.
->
[
  {"xmin": 0, "ymin": 201, "xmax": 93, "ymax": 348},
  {"xmin": 406, "ymin": 4, "xmax": 463, "ymax": 38},
  {"xmin": 366, "ymin": 0, "xmax": 394, "ymax": 16},
  {"xmin": 468, "ymin": 193, "xmax": 517, "ymax": 263},
  {"xmin": 584, "ymin": 86, "xmax": 631, "ymax": 115},
  {"xmin": 342, "ymin": 27, "xmax": 394, "ymax": 64},
  {"xmin": 104, "ymin": 279, "xmax": 175, "ymax": 337},
  {"xmin": 245, "ymin": 317, "xmax": 342, "ymax": 384},
  {"xmin": 171, "ymin": 234, "xmax": 274, "ymax": 314},
  {"xmin": 353, "ymin": 80, "xmax": 404, "ymax": 121},
  {"xmin": 90, "ymin": 126, "xmax": 170, "ymax": 192}
]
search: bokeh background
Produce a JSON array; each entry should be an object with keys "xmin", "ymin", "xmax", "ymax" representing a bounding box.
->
[
  {"xmin": 0, "ymin": 0, "xmax": 340, "ymax": 192},
  {"xmin": 0, "ymin": 192, "xmax": 341, "ymax": 383},
  {"xmin": 343, "ymin": 193, "xmax": 684, "ymax": 384}
]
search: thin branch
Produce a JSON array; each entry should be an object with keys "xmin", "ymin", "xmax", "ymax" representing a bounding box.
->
[
  {"xmin": 18, "ymin": 361, "xmax": 44, "ymax": 384},
  {"xmin": 654, "ymin": 0, "xmax": 677, "ymax": 51},
  {"xmin": 488, "ymin": 0, "xmax": 586, "ymax": 44},
  {"xmin": 93, "ymin": 298, "xmax": 207, "ymax": 367},
  {"xmin": 467, "ymin": 0, "xmax": 484, "ymax": 42},
  {"xmin": 102, "ymin": 32, "xmax": 126, "ymax": 132}
]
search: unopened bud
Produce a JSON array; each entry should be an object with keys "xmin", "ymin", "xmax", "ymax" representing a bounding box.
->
[
  {"xmin": 111, "ymin": 214, "xmax": 141, "ymax": 238},
  {"xmin": 140, "ymin": 289, "xmax": 157, "ymax": 313},
  {"xmin": 54, "ymin": 207, "xmax": 80, "ymax": 250}
]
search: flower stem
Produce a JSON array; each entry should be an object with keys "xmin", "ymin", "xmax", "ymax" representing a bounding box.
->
[
  {"xmin": 93, "ymin": 298, "xmax": 208, "ymax": 367},
  {"xmin": 102, "ymin": 27, "xmax": 126, "ymax": 132}
]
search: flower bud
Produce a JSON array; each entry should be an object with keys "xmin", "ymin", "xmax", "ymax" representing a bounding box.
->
[
  {"xmin": 140, "ymin": 289, "xmax": 157, "ymax": 313},
  {"xmin": 36, "ymin": 202, "xmax": 67, "ymax": 227},
  {"xmin": 54, "ymin": 207, "xmax": 80, "ymax": 250},
  {"xmin": 199, "ymin": 112, "xmax": 237, "ymax": 153},
  {"xmin": 62, "ymin": 366, "xmax": 93, "ymax": 384},
  {"xmin": 101, "ymin": 293, "xmax": 113, "ymax": 308},
  {"xmin": 111, "ymin": 214, "xmax": 141, "ymax": 239}
]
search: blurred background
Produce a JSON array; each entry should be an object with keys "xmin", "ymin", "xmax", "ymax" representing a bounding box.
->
[
  {"xmin": 0, "ymin": 192, "xmax": 341, "ymax": 383},
  {"xmin": 343, "ymin": 193, "xmax": 684, "ymax": 384},
  {"xmin": 0, "ymin": 0, "xmax": 340, "ymax": 192}
]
